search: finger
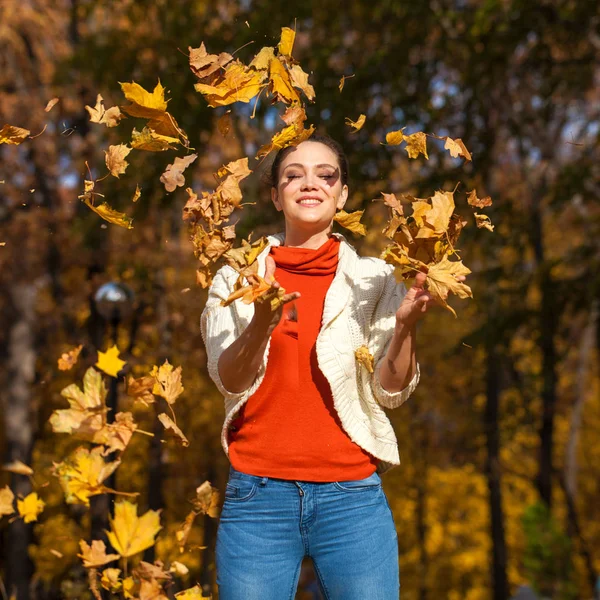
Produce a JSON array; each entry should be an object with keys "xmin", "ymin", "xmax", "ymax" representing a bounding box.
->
[
  {"xmin": 281, "ymin": 292, "xmax": 301, "ymax": 305},
  {"xmin": 412, "ymin": 271, "xmax": 428, "ymax": 290},
  {"xmin": 265, "ymin": 255, "xmax": 276, "ymax": 282}
]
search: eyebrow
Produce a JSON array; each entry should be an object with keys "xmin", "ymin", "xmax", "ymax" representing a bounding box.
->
[{"xmin": 283, "ymin": 163, "xmax": 337, "ymax": 170}]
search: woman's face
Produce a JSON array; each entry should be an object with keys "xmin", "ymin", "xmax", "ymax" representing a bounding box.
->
[{"xmin": 271, "ymin": 141, "xmax": 348, "ymax": 233}]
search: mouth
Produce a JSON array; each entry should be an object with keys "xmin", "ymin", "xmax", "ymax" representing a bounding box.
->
[{"xmin": 296, "ymin": 197, "xmax": 323, "ymax": 207}]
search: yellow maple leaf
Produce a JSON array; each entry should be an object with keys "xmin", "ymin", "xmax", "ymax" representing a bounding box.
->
[
  {"xmin": 100, "ymin": 567, "xmax": 122, "ymax": 592},
  {"xmin": 249, "ymin": 46, "xmax": 275, "ymax": 71},
  {"xmin": 384, "ymin": 128, "xmax": 406, "ymax": 145},
  {"xmin": 256, "ymin": 122, "xmax": 315, "ymax": 159},
  {"xmin": 150, "ymin": 360, "xmax": 184, "ymax": 404},
  {"xmin": 415, "ymin": 190, "xmax": 455, "ymax": 237},
  {"xmin": 333, "ymin": 209, "xmax": 367, "ymax": 236},
  {"xmin": 105, "ymin": 144, "xmax": 132, "ymax": 178},
  {"xmin": 288, "ymin": 64, "xmax": 315, "ymax": 101},
  {"xmin": 442, "ymin": 136, "xmax": 472, "ymax": 161},
  {"xmin": 50, "ymin": 366, "xmax": 107, "ymax": 438},
  {"xmin": 0, "ymin": 124, "xmax": 30, "ymax": 145},
  {"xmin": 131, "ymin": 127, "xmax": 179, "ymax": 151},
  {"xmin": 175, "ymin": 586, "xmax": 204, "ymax": 600},
  {"xmin": 345, "ymin": 114, "xmax": 366, "ymax": 133},
  {"xmin": 0, "ymin": 485, "xmax": 15, "ymax": 517},
  {"xmin": 355, "ymin": 346, "xmax": 374, "ymax": 373},
  {"xmin": 268, "ymin": 58, "xmax": 301, "ymax": 104},
  {"xmin": 194, "ymin": 62, "xmax": 265, "ymax": 107},
  {"xmin": 53, "ymin": 446, "xmax": 121, "ymax": 505},
  {"xmin": 96, "ymin": 345, "xmax": 127, "ymax": 378},
  {"xmin": 2, "ymin": 460, "xmax": 34, "ymax": 476},
  {"xmin": 107, "ymin": 500, "xmax": 162, "ymax": 558},
  {"xmin": 278, "ymin": 27, "xmax": 296, "ymax": 56},
  {"xmin": 85, "ymin": 94, "xmax": 124, "ymax": 128},
  {"xmin": 120, "ymin": 80, "xmax": 168, "ymax": 118},
  {"xmin": 404, "ymin": 131, "xmax": 428, "ymax": 159},
  {"xmin": 80, "ymin": 188, "xmax": 134, "ymax": 229},
  {"xmin": 78, "ymin": 540, "xmax": 120, "ymax": 568},
  {"xmin": 158, "ymin": 413, "xmax": 189, "ymax": 447},
  {"xmin": 58, "ymin": 344, "xmax": 83, "ymax": 371},
  {"xmin": 17, "ymin": 492, "xmax": 45, "ymax": 523},
  {"xmin": 95, "ymin": 412, "xmax": 138, "ymax": 455},
  {"xmin": 426, "ymin": 256, "xmax": 473, "ymax": 317}
]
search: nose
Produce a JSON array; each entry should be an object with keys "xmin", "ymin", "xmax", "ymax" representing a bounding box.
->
[{"xmin": 301, "ymin": 172, "xmax": 319, "ymax": 191}]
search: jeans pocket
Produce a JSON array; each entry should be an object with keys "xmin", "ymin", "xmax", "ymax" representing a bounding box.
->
[
  {"xmin": 224, "ymin": 479, "xmax": 258, "ymax": 502},
  {"xmin": 333, "ymin": 471, "xmax": 382, "ymax": 492}
]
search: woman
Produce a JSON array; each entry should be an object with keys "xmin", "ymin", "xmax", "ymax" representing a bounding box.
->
[{"xmin": 201, "ymin": 135, "xmax": 443, "ymax": 600}]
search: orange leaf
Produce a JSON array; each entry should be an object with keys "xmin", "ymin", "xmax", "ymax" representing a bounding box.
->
[
  {"xmin": 58, "ymin": 344, "xmax": 83, "ymax": 371},
  {"xmin": 0, "ymin": 124, "xmax": 30, "ymax": 145},
  {"xmin": 78, "ymin": 540, "xmax": 120, "ymax": 568},
  {"xmin": 333, "ymin": 209, "xmax": 366, "ymax": 235}
]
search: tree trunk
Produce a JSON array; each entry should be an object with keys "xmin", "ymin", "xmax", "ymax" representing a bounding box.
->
[{"xmin": 484, "ymin": 345, "xmax": 509, "ymax": 600}]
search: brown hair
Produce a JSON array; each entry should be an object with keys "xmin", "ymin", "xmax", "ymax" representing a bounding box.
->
[{"xmin": 263, "ymin": 134, "xmax": 350, "ymax": 189}]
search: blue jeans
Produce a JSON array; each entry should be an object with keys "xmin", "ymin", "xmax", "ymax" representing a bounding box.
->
[{"xmin": 216, "ymin": 466, "xmax": 400, "ymax": 600}]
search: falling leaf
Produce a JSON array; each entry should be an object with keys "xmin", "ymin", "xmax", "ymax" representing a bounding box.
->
[
  {"xmin": 150, "ymin": 361, "xmax": 184, "ymax": 404},
  {"xmin": 158, "ymin": 413, "xmax": 189, "ymax": 447},
  {"xmin": 345, "ymin": 114, "xmax": 366, "ymax": 133},
  {"xmin": 0, "ymin": 124, "xmax": 30, "ymax": 145},
  {"xmin": 217, "ymin": 111, "xmax": 232, "ymax": 136},
  {"xmin": 95, "ymin": 412, "xmax": 139, "ymax": 455},
  {"xmin": 58, "ymin": 344, "xmax": 83, "ymax": 371},
  {"xmin": 134, "ymin": 561, "xmax": 171, "ymax": 581},
  {"xmin": 433, "ymin": 135, "xmax": 472, "ymax": 161},
  {"xmin": 415, "ymin": 190, "xmax": 455, "ymax": 238},
  {"xmin": 0, "ymin": 486, "xmax": 15, "ymax": 517},
  {"xmin": 268, "ymin": 58, "xmax": 301, "ymax": 104},
  {"xmin": 120, "ymin": 80, "xmax": 168, "ymax": 118},
  {"xmin": 78, "ymin": 540, "xmax": 120, "ymax": 569},
  {"xmin": 105, "ymin": 144, "xmax": 132, "ymax": 178},
  {"xmin": 127, "ymin": 375, "xmax": 156, "ymax": 406},
  {"xmin": 131, "ymin": 127, "xmax": 179, "ymax": 151},
  {"xmin": 249, "ymin": 46, "xmax": 275, "ymax": 71},
  {"xmin": 474, "ymin": 213, "xmax": 494, "ymax": 231},
  {"xmin": 50, "ymin": 367, "xmax": 107, "ymax": 438},
  {"xmin": 278, "ymin": 27, "xmax": 296, "ymax": 56},
  {"xmin": 53, "ymin": 446, "xmax": 121, "ymax": 505},
  {"xmin": 107, "ymin": 500, "xmax": 162, "ymax": 558},
  {"xmin": 170, "ymin": 561, "xmax": 189, "ymax": 575},
  {"xmin": 355, "ymin": 346, "xmax": 374, "ymax": 373},
  {"xmin": 189, "ymin": 43, "xmax": 233, "ymax": 80},
  {"xmin": 100, "ymin": 568, "xmax": 122, "ymax": 593},
  {"xmin": 3, "ymin": 460, "xmax": 34, "ymax": 476},
  {"xmin": 333, "ymin": 209, "xmax": 366, "ymax": 235},
  {"xmin": 45, "ymin": 98, "xmax": 59, "ymax": 112},
  {"xmin": 256, "ymin": 122, "xmax": 315, "ymax": 159},
  {"xmin": 338, "ymin": 74, "xmax": 355, "ymax": 92},
  {"xmin": 288, "ymin": 65, "xmax": 315, "ymax": 101},
  {"xmin": 132, "ymin": 184, "xmax": 142, "ymax": 202},
  {"xmin": 17, "ymin": 492, "xmax": 45, "ymax": 523},
  {"xmin": 385, "ymin": 129, "xmax": 406, "ymax": 145},
  {"xmin": 50, "ymin": 549, "xmax": 64, "ymax": 558},
  {"xmin": 194, "ymin": 62, "xmax": 265, "ymax": 107},
  {"xmin": 281, "ymin": 105, "xmax": 307, "ymax": 127},
  {"xmin": 176, "ymin": 511, "xmax": 196, "ymax": 551},
  {"xmin": 467, "ymin": 189, "xmax": 492, "ymax": 208},
  {"xmin": 160, "ymin": 154, "xmax": 198, "ymax": 193},
  {"xmin": 85, "ymin": 94, "xmax": 124, "ymax": 127},
  {"xmin": 192, "ymin": 481, "xmax": 220, "ymax": 518},
  {"xmin": 404, "ymin": 132, "xmax": 428, "ymax": 159},
  {"xmin": 175, "ymin": 586, "xmax": 204, "ymax": 600},
  {"xmin": 426, "ymin": 256, "xmax": 473, "ymax": 317},
  {"xmin": 83, "ymin": 200, "xmax": 134, "ymax": 229},
  {"xmin": 96, "ymin": 345, "xmax": 127, "ymax": 378}
]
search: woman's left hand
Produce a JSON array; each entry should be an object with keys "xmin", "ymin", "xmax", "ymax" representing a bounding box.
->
[{"xmin": 395, "ymin": 271, "xmax": 467, "ymax": 327}]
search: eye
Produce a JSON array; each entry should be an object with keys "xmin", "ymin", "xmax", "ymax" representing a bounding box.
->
[
  {"xmin": 319, "ymin": 174, "xmax": 335, "ymax": 180},
  {"xmin": 286, "ymin": 174, "xmax": 300, "ymax": 180}
]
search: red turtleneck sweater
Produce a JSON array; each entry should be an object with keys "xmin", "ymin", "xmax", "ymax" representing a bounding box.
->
[{"xmin": 228, "ymin": 236, "xmax": 378, "ymax": 481}]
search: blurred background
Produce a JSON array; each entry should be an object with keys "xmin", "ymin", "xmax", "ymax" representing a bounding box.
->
[{"xmin": 1, "ymin": 0, "xmax": 599, "ymax": 598}]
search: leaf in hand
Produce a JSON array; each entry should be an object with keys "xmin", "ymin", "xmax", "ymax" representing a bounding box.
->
[
  {"xmin": 426, "ymin": 256, "xmax": 472, "ymax": 317},
  {"xmin": 160, "ymin": 154, "xmax": 198, "ymax": 192},
  {"xmin": 333, "ymin": 209, "xmax": 366, "ymax": 235}
]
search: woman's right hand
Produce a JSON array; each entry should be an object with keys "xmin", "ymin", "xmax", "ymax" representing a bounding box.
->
[{"xmin": 252, "ymin": 255, "xmax": 300, "ymax": 333}]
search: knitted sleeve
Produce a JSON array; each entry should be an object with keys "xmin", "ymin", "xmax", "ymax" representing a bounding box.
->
[
  {"xmin": 369, "ymin": 264, "xmax": 420, "ymax": 409},
  {"xmin": 200, "ymin": 266, "xmax": 260, "ymax": 404}
]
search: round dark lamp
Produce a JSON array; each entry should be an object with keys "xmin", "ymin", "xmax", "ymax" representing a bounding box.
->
[{"xmin": 93, "ymin": 282, "xmax": 135, "ymax": 324}]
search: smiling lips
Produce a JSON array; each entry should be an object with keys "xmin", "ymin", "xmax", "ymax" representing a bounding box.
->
[{"xmin": 297, "ymin": 197, "xmax": 323, "ymax": 207}]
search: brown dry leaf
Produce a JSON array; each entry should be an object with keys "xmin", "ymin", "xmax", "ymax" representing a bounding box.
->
[
  {"xmin": 379, "ymin": 192, "xmax": 404, "ymax": 216},
  {"xmin": 158, "ymin": 413, "xmax": 189, "ymax": 447},
  {"xmin": 196, "ymin": 266, "xmax": 213, "ymax": 288},
  {"xmin": 333, "ymin": 209, "xmax": 366, "ymax": 235},
  {"xmin": 355, "ymin": 346, "xmax": 374, "ymax": 373},
  {"xmin": 78, "ymin": 540, "xmax": 120, "ymax": 568},
  {"xmin": 404, "ymin": 132, "xmax": 428, "ymax": 159},
  {"xmin": 3, "ymin": 460, "xmax": 34, "ymax": 476},
  {"xmin": 338, "ymin": 74, "xmax": 355, "ymax": 92},
  {"xmin": 139, "ymin": 578, "xmax": 169, "ymax": 600},
  {"xmin": 150, "ymin": 361, "xmax": 184, "ymax": 405},
  {"xmin": 0, "ymin": 124, "xmax": 30, "ymax": 145},
  {"xmin": 176, "ymin": 510, "xmax": 197, "ymax": 551},
  {"xmin": 134, "ymin": 560, "xmax": 171, "ymax": 581},
  {"xmin": 95, "ymin": 412, "xmax": 138, "ymax": 455},
  {"xmin": 85, "ymin": 94, "xmax": 124, "ymax": 127},
  {"xmin": 217, "ymin": 111, "xmax": 232, "ymax": 136},
  {"xmin": 474, "ymin": 213, "xmax": 494, "ymax": 231},
  {"xmin": 345, "ymin": 114, "xmax": 366, "ymax": 133},
  {"xmin": 50, "ymin": 366, "xmax": 107, "ymax": 438},
  {"xmin": 160, "ymin": 154, "xmax": 198, "ymax": 193},
  {"xmin": 83, "ymin": 200, "xmax": 134, "ymax": 229},
  {"xmin": 45, "ymin": 97, "xmax": 59, "ymax": 112},
  {"xmin": 107, "ymin": 500, "xmax": 161, "ymax": 558},
  {"xmin": 385, "ymin": 129, "xmax": 406, "ymax": 145},
  {"xmin": 105, "ymin": 144, "xmax": 132, "ymax": 178},
  {"xmin": 440, "ymin": 136, "xmax": 472, "ymax": 161},
  {"xmin": 0, "ymin": 486, "xmax": 15, "ymax": 517},
  {"xmin": 52, "ymin": 446, "xmax": 121, "ymax": 505},
  {"xmin": 426, "ymin": 256, "xmax": 472, "ymax": 317},
  {"xmin": 256, "ymin": 122, "xmax": 315, "ymax": 159},
  {"xmin": 132, "ymin": 184, "xmax": 142, "ymax": 203},
  {"xmin": 467, "ymin": 189, "xmax": 492, "ymax": 208},
  {"xmin": 269, "ymin": 58, "xmax": 301, "ymax": 104},
  {"xmin": 131, "ymin": 127, "xmax": 179, "ymax": 152},
  {"xmin": 194, "ymin": 61, "xmax": 265, "ymax": 107},
  {"xmin": 127, "ymin": 375, "xmax": 156, "ymax": 406},
  {"xmin": 193, "ymin": 481, "xmax": 220, "ymax": 518},
  {"xmin": 281, "ymin": 105, "xmax": 307, "ymax": 127},
  {"xmin": 58, "ymin": 344, "xmax": 83, "ymax": 371},
  {"xmin": 289, "ymin": 64, "xmax": 315, "ymax": 101},
  {"xmin": 278, "ymin": 27, "xmax": 296, "ymax": 56},
  {"xmin": 189, "ymin": 43, "xmax": 233, "ymax": 80}
]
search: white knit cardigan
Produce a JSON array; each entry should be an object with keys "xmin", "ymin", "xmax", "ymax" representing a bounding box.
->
[{"xmin": 200, "ymin": 232, "xmax": 420, "ymax": 474}]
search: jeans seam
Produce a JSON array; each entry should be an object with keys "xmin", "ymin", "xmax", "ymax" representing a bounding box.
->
[
  {"xmin": 287, "ymin": 557, "xmax": 304, "ymax": 600},
  {"xmin": 311, "ymin": 558, "xmax": 331, "ymax": 600}
]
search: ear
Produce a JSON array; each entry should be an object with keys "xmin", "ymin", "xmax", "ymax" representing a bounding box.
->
[
  {"xmin": 271, "ymin": 187, "xmax": 283, "ymax": 212},
  {"xmin": 336, "ymin": 184, "xmax": 349, "ymax": 211}
]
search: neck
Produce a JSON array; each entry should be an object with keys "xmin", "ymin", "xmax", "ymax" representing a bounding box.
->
[{"xmin": 283, "ymin": 226, "xmax": 332, "ymax": 249}]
